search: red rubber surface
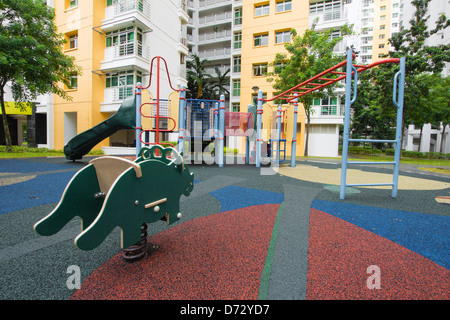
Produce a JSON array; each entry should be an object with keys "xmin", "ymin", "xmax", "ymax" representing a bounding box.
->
[
  {"xmin": 71, "ymin": 204, "xmax": 280, "ymax": 300},
  {"xmin": 307, "ymin": 209, "xmax": 450, "ymax": 300}
]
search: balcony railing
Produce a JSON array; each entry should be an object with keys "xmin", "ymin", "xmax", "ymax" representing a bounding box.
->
[
  {"xmin": 198, "ymin": 0, "xmax": 232, "ymax": 9},
  {"xmin": 198, "ymin": 47, "xmax": 231, "ymax": 60},
  {"xmin": 198, "ymin": 29, "xmax": 232, "ymax": 43},
  {"xmin": 112, "ymin": 41, "xmax": 150, "ymax": 60},
  {"xmin": 110, "ymin": 0, "xmax": 150, "ymax": 18},
  {"xmin": 198, "ymin": 11, "xmax": 232, "ymax": 26}
]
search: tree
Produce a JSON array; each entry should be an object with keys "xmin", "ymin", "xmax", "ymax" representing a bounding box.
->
[
  {"xmin": 388, "ymin": 0, "xmax": 449, "ymax": 145},
  {"xmin": 351, "ymin": 0, "xmax": 449, "ymax": 150},
  {"xmin": 0, "ymin": 0, "xmax": 81, "ymax": 152},
  {"xmin": 426, "ymin": 75, "xmax": 450, "ymax": 153},
  {"xmin": 267, "ymin": 21, "xmax": 352, "ymax": 155},
  {"xmin": 210, "ymin": 66, "xmax": 230, "ymax": 100},
  {"xmin": 186, "ymin": 54, "xmax": 211, "ymax": 99}
]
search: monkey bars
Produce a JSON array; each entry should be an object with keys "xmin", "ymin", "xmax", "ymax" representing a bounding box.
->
[{"xmin": 254, "ymin": 49, "xmax": 405, "ymax": 199}]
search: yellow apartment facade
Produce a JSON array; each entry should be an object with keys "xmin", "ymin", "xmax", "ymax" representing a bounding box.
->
[
  {"xmin": 47, "ymin": 0, "xmax": 189, "ymax": 154},
  {"xmin": 240, "ymin": 0, "xmax": 310, "ymax": 157},
  {"xmin": 53, "ymin": 0, "xmax": 108, "ymax": 151}
]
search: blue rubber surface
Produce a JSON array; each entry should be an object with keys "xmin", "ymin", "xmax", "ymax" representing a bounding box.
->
[
  {"xmin": 312, "ymin": 199, "xmax": 450, "ymax": 269},
  {"xmin": 0, "ymin": 171, "xmax": 76, "ymax": 215},
  {"xmin": 209, "ymin": 185, "xmax": 284, "ymax": 212},
  {"xmin": 0, "ymin": 159, "xmax": 73, "ymax": 173}
]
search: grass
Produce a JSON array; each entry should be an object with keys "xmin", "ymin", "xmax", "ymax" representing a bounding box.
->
[
  {"xmin": 348, "ymin": 154, "xmax": 450, "ymax": 167},
  {"xmin": 1, "ymin": 145, "xmax": 449, "ymax": 168},
  {"xmin": 297, "ymin": 154, "xmax": 450, "ymax": 167},
  {"xmin": 417, "ymin": 167, "xmax": 450, "ymax": 175},
  {"xmin": 0, "ymin": 146, "xmax": 104, "ymax": 158}
]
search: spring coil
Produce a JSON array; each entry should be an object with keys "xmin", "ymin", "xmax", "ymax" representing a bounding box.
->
[{"xmin": 121, "ymin": 223, "xmax": 148, "ymax": 262}]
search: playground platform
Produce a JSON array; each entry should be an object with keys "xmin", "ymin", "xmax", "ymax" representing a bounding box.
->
[{"xmin": 0, "ymin": 155, "xmax": 448, "ymax": 303}]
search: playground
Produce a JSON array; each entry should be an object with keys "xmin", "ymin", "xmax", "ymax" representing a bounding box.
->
[
  {"xmin": 0, "ymin": 51, "xmax": 448, "ymax": 302},
  {"xmin": 0, "ymin": 155, "xmax": 448, "ymax": 300}
]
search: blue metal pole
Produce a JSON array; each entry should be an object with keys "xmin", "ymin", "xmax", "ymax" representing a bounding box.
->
[
  {"xmin": 135, "ymin": 82, "xmax": 142, "ymax": 158},
  {"xmin": 391, "ymin": 57, "xmax": 405, "ymax": 198},
  {"xmin": 178, "ymin": 86, "xmax": 186, "ymax": 155},
  {"xmin": 214, "ymin": 102, "xmax": 219, "ymax": 164},
  {"xmin": 276, "ymin": 105, "xmax": 282, "ymax": 167},
  {"xmin": 256, "ymin": 90, "xmax": 263, "ymax": 168},
  {"xmin": 291, "ymin": 94, "xmax": 298, "ymax": 167},
  {"xmin": 340, "ymin": 50, "xmax": 354, "ymax": 200},
  {"xmin": 218, "ymin": 95, "xmax": 225, "ymax": 167},
  {"xmin": 246, "ymin": 104, "xmax": 251, "ymax": 164}
]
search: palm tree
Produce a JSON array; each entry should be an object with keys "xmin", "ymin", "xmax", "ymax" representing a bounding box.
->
[
  {"xmin": 211, "ymin": 66, "xmax": 230, "ymax": 100},
  {"xmin": 186, "ymin": 54, "xmax": 211, "ymax": 99}
]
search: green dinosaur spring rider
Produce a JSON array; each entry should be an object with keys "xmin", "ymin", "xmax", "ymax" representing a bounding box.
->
[{"xmin": 34, "ymin": 145, "xmax": 194, "ymax": 260}]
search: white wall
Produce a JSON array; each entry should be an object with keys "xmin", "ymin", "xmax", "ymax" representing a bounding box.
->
[{"xmin": 307, "ymin": 124, "xmax": 340, "ymax": 157}]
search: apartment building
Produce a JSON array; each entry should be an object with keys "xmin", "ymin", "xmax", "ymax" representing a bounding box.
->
[
  {"xmin": 30, "ymin": 0, "xmax": 188, "ymax": 154},
  {"xmin": 184, "ymin": 0, "xmax": 406, "ymax": 157},
  {"xmin": 401, "ymin": 0, "xmax": 450, "ymax": 153}
]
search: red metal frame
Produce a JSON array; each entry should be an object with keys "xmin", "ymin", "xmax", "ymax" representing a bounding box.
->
[
  {"xmin": 137, "ymin": 56, "xmax": 180, "ymax": 146},
  {"xmin": 263, "ymin": 54, "xmax": 400, "ymax": 104}
]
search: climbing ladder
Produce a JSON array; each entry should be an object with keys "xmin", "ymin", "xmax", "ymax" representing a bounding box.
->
[{"xmin": 340, "ymin": 49, "xmax": 406, "ymax": 199}]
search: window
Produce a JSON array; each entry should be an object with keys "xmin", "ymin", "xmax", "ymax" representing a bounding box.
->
[
  {"xmin": 234, "ymin": 32, "xmax": 242, "ymax": 49},
  {"xmin": 252, "ymin": 93, "xmax": 267, "ymax": 106},
  {"xmin": 380, "ymin": 25, "xmax": 386, "ymax": 29},
  {"xmin": 361, "ymin": 36, "xmax": 373, "ymax": 44},
  {"xmin": 232, "ymin": 103, "xmax": 240, "ymax": 112},
  {"xmin": 379, "ymin": 44, "xmax": 385, "ymax": 48},
  {"xmin": 379, "ymin": 34, "xmax": 385, "ymax": 39},
  {"xmin": 69, "ymin": 34, "xmax": 78, "ymax": 49},
  {"xmin": 68, "ymin": 73, "xmax": 78, "ymax": 90},
  {"xmin": 380, "ymin": 15, "xmax": 386, "ymax": 20},
  {"xmin": 310, "ymin": 0, "xmax": 341, "ymax": 14},
  {"xmin": 378, "ymin": 53, "xmax": 384, "ymax": 58},
  {"xmin": 313, "ymin": 97, "xmax": 338, "ymax": 116},
  {"xmin": 234, "ymin": 8, "xmax": 242, "ymax": 25},
  {"xmin": 392, "ymin": 13, "xmax": 399, "ymax": 18},
  {"xmin": 361, "ymin": 46, "xmax": 371, "ymax": 53},
  {"xmin": 105, "ymin": 27, "xmax": 143, "ymax": 57},
  {"xmin": 253, "ymin": 63, "xmax": 268, "ymax": 76},
  {"xmin": 232, "ymin": 80, "xmax": 240, "ymax": 96},
  {"xmin": 255, "ymin": 3, "xmax": 269, "ymax": 17},
  {"xmin": 105, "ymin": 70, "xmax": 142, "ymax": 100},
  {"xmin": 362, "ymin": 27, "xmax": 373, "ymax": 35},
  {"xmin": 275, "ymin": 30, "xmax": 291, "ymax": 44},
  {"xmin": 107, "ymin": 0, "xmax": 118, "ymax": 5},
  {"xmin": 361, "ymin": 55, "xmax": 371, "ymax": 64},
  {"xmin": 363, "ymin": 0, "xmax": 374, "ymax": 7},
  {"xmin": 69, "ymin": 0, "xmax": 78, "ymax": 8},
  {"xmin": 380, "ymin": 5, "xmax": 386, "ymax": 10},
  {"xmin": 254, "ymin": 33, "xmax": 269, "ymax": 47},
  {"xmin": 276, "ymin": 0, "xmax": 292, "ymax": 13},
  {"xmin": 233, "ymin": 56, "xmax": 241, "ymax": 73}
]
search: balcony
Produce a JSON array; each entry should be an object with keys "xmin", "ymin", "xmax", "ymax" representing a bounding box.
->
[
  {"xmin": 309, "ymin": 10, "xmax": 348, "ymax": 30},
  {"xmin": 101, "ymin": 41, "xmax": 150, "ymax": 73},
  {"xmin": 198, "ymin": 29, "xmax": 232, "ymax": 45},
  {"xmin": 198, "ymin": 0, "xmax": 232, "ymax": 11},
  {"xmin": 102, "ymin": 0, "xmax": 151, "ymax": 32},
  {"xmin": 198, "ymin": 46, "xmax": 231, "ymax": 61},
  {"xmin": 198, "ymin": 11, "xmax": 232, "ymax": 28}
]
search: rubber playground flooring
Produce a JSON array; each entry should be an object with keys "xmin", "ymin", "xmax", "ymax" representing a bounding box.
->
[{"xmin": 0, "ymin": 156, "xmax": 449, "ymax": 301}]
